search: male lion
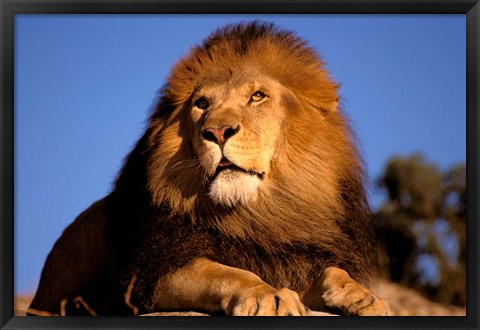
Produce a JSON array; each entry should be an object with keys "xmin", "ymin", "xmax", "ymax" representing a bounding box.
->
[{"xmin": 29, "ymin": 22, "xmax": 388, "ymax": 316}]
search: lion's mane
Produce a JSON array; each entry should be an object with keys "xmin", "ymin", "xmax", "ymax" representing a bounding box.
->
[{"xmin": 106, "ymin": 22, "xmax": 377, "ymax": 312}]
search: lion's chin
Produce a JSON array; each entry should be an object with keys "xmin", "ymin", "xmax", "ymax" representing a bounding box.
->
[{"xmin": 208, "ymin": 169, "xmax": 261, "ymax": 207}]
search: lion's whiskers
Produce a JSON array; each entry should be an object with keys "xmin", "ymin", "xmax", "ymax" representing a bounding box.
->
[
  {"xmin": 167, "ymin": 159, "xmax": 212, "ymax": 188},
  {"xmin": 168, "ymin": 159, "xmax": 202, "ymax": 172}
]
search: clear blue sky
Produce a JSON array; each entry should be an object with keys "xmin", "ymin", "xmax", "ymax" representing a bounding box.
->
[{"xmin": 14, "ymin": 15, "xmax": 466, "ymax": 295}]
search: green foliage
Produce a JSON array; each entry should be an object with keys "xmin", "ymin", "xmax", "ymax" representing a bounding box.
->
[{"xmin": 375, "ymin": 154, "xmax": 466, "ymax": 306}]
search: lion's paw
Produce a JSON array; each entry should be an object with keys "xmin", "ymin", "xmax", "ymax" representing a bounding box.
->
[
  {"xmin": 321, "ymin": 267, "xmax": 389, "ymax": 316},
  {"xmin": 225, "ymin": 285, "xmax": 308, "ymax": 316}
]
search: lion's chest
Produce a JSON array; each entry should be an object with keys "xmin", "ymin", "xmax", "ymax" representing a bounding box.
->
[{"xmin": 212, "ymin": 237, "xmax": 333, "ymax": 291}]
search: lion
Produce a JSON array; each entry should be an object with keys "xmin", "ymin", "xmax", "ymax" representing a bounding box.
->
[{"xmin": 29, "ymin": 21, "xmax": 388, "ymax": 316}]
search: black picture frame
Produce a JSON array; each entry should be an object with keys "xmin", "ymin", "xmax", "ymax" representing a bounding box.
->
[{"xmin": 1, "ymin": 1, "xmax": 478, "ymax": 330}]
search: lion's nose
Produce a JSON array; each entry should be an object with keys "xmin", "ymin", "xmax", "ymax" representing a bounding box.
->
[{"xmin": 201, "ymin": 125, "xmax": 240, "ymax": 146}]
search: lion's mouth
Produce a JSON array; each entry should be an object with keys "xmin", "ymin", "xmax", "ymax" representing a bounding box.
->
[{"xmin": 214, "ymin": 158, "xmax": 265, "ymax": 179}]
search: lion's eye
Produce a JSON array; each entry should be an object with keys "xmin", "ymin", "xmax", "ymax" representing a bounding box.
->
[
  {"xmin": 195, "ymin": 98, "xmax": 209, "ymax": 110},
  {"xmin": 250, "ymin": 91, "xmax": 266, "ymax": 102}
]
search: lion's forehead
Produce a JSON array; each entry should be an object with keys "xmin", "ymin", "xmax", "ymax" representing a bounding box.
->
[{"xmin": 197, "ymin": 67, "xmax": 278, "ymax": 94}]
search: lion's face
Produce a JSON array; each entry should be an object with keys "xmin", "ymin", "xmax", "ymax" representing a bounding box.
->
[
  {"xmin": 188, "ymin": 70, "xmax": 290, "ymax": 206},
  {"xmin": 147, "ymin": 23, "xmax": 348, "ymax": 217}
]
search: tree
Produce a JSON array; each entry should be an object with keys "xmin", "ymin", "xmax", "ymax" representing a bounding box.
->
[{"xmin": 375, "ymin": 154, "xmax": 466, "ymax": 306}]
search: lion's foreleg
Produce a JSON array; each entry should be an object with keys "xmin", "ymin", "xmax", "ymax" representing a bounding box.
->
[
  {"xmin": 302, "ymin": 267, "xmax": 389, "ymax": 316},
  {"xmin": 148, "ymin": 257, "xmax": 307, "ymax": 316}
]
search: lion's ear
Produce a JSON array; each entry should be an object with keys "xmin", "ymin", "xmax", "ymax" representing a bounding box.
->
[
  {"xmin": 307, "ymin": 82, "xmax": 340, "ymax": 114},
  {"xmin": 312, "ymin": 96, "xmax": 339, "ymax": 115},
  {"xmin": 297, "ymin": 94, "xmax": 338, "ymax": 116},
  {"xmin": 321, "ymin": 80, "xmax": 341, "ymax": 113},
  {"xmin": 325, "ymin": 81, "xmax": 340, "ymax": 112},
  {"xmin": 324, "ymin": 97, "xmax": 339, "ymax": 113}
]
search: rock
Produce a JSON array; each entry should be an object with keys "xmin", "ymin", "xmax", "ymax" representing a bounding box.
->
[
  {"xmin": 142, "ymin": 311, "xmax": 210, "ymax": 316},
  {"xmin": 141, "ymin": 310, "xmax": 338, "ymax": 316},
  {"xmin": 15, "ymin": 280, "xmax": 466, "ymax": 317},
  {"xmin": 378, "ymin": 280, "xmax": 466, "ymax": 316}
]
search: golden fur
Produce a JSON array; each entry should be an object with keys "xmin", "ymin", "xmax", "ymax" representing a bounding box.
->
[
  {"xmin": 30, "ymin": 22, "xmax": 388, "ymax": 316},
  {"xmin": 145, "ymin": 22, "xmax": 361, "ymax": 245}
]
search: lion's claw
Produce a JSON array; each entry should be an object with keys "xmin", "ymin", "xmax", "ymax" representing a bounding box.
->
[
  {"xmin": 321, "ymin": 267, "xmax": 389, "ymax": 316},
  {"xmin": 227, "ymin": 285, "xmax": 307, "ymax": 316}
]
